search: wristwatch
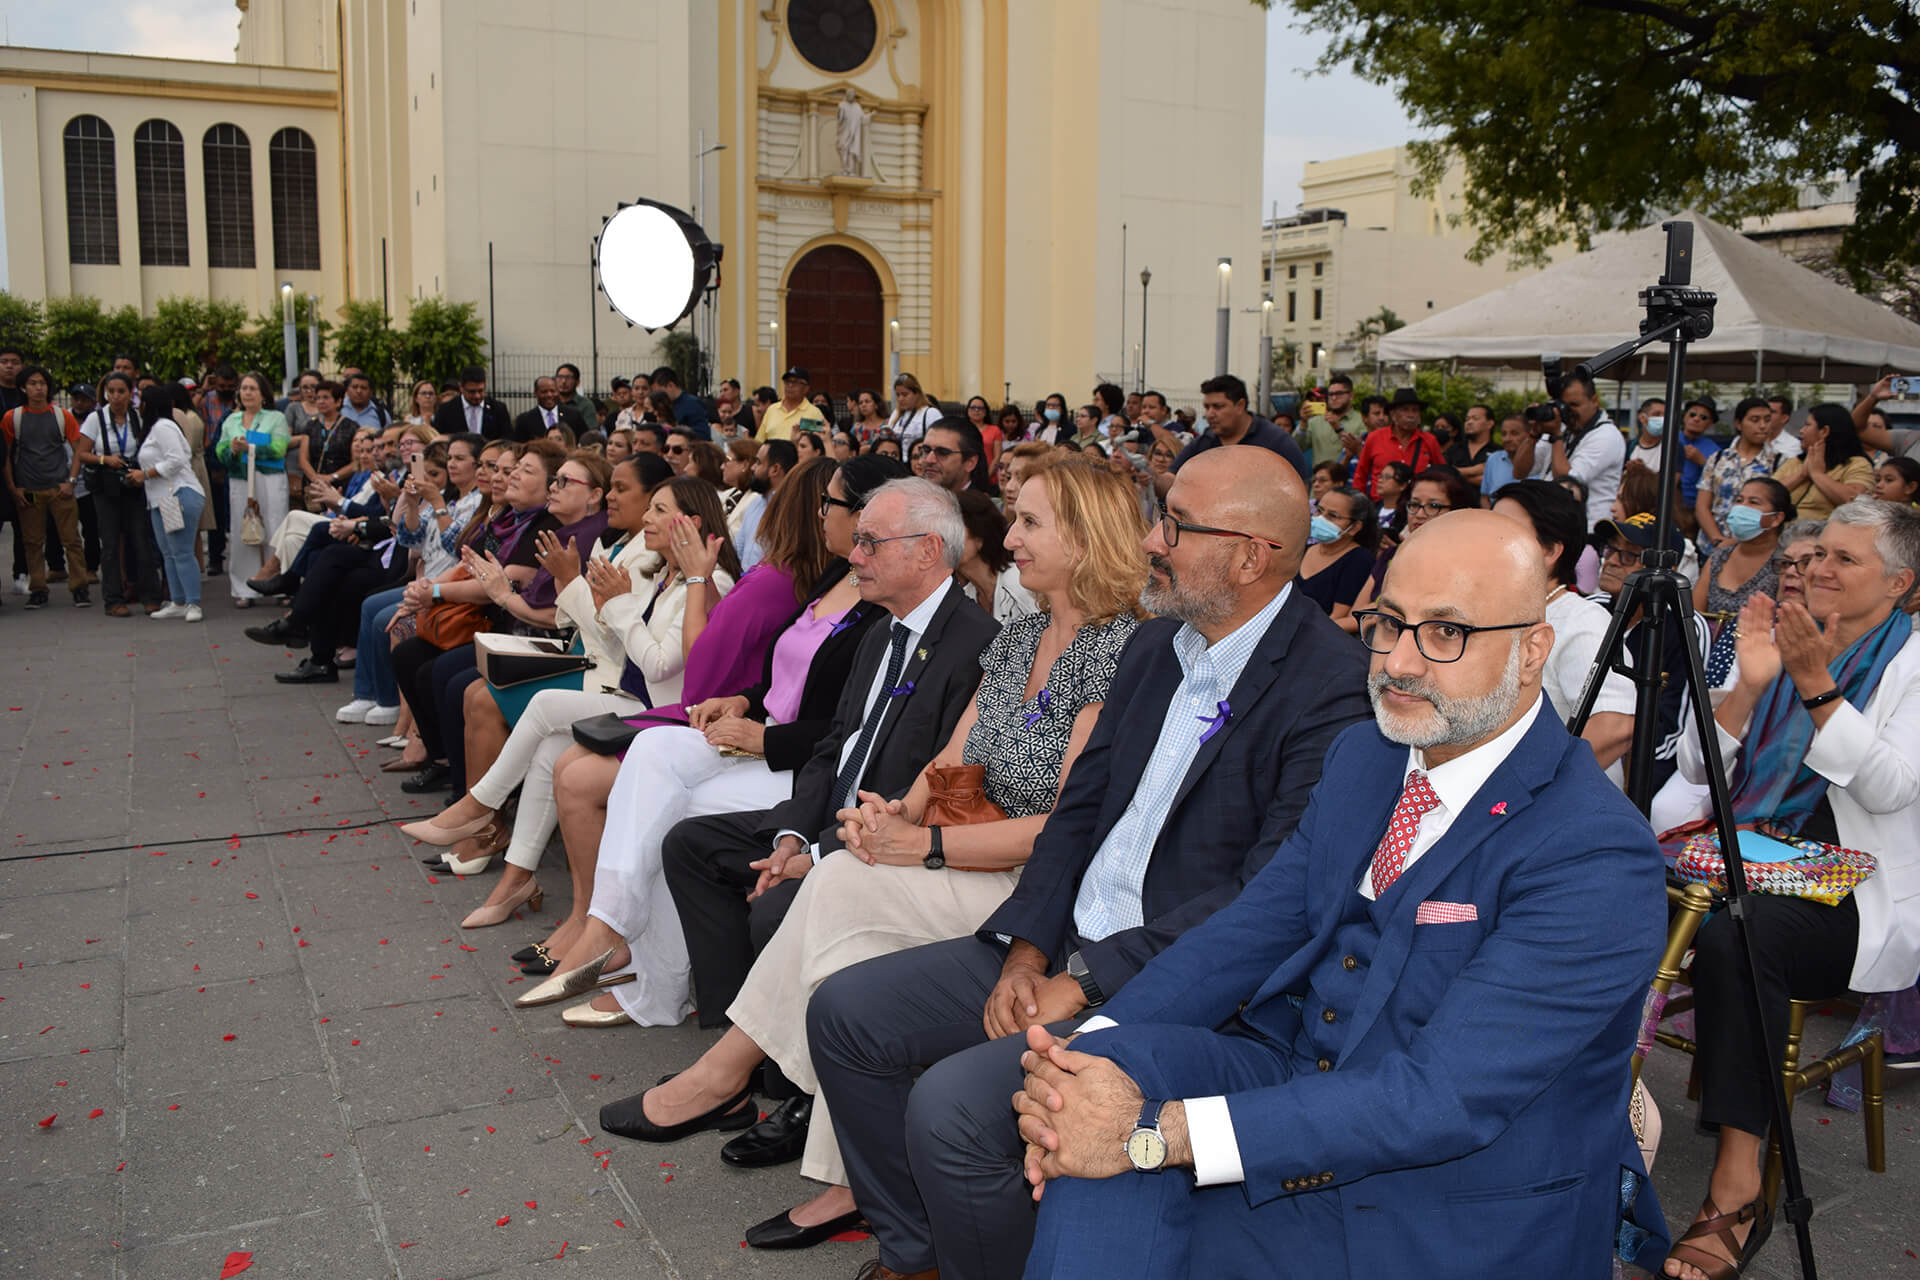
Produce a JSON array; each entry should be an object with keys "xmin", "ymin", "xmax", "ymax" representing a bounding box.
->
[
  {"xmin": 1125, "ymin": 1098, "xmax": 1169, "ymax": 1172},
  {"xmin": 1067, "ymin": 950, "xmax": 1104, "ymax": 1007},
  {"xmin": 923, "ymin": 825, "xmax": 945, "ymax": 870}
]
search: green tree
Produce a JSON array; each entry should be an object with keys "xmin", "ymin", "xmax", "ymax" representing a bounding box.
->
[
  {"xmin": 331, "ymin": 299, "xmax": 400, "ymax": 387},
  {"xmin": 654, "ymin": 326, "xmax": 708, "ymax": 395},
  {"xmin": 1347, "ymin": 306, "xmax": 1405, "ymax": 367},
  {"xmin": 40, "ymin": 296, "xmax": 146, "ymax": 391},
  {"xmin": 145, "ymin": 296, "xmax": 254, "ymax": 381},
  {"xmin": 1253, "ymin": 0, "xmax": 1920, "ymax": 284},
  {"xmin": 0, "ymin": 292, "xmax": 45, "ymax": 361},
  {"xmin": 399, "ymin": 298, "xmax": 486, "ymax": 388}
]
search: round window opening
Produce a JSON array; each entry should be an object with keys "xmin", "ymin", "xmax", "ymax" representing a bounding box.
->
[{"xmin": 788, "ymin": 0, "xmax": 879, "ymax": 74}]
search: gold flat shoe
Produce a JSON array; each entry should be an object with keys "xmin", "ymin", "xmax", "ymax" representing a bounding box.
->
[
  {"xmin": 561, "ymin": 999, "xmax": 633, "ymax": 1028},
  {"xmin": 513, "ymin": 948, "xmax": 636, "ymax": 1008}
]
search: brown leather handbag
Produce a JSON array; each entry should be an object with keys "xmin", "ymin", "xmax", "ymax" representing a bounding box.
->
[
  {"xmin": 917, "ymin": 763, "xmax": 1008, "ymax": 872},
  {"xmin": 414, "ymin": 566, "xmax": 492, "ymax": 650}
]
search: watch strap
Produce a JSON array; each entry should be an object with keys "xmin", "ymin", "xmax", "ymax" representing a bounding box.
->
[
  {"xmin": 1801, "ymin": 688, "xmax": 1842, "ymax": 711},
  {"xmin": 1137, "ymin": 1097, "xmax": 1165, "ymax": 1131}
]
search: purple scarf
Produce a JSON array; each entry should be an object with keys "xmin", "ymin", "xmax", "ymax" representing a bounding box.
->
[{"xmin": 521, "ymin": 511, "xmax": 611, "ymax": 610}]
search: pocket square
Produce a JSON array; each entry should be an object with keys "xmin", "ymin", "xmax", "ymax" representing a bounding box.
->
[{"xmin": 1414, "ymin": 900, "xmax": 1478, "ymax": 924}]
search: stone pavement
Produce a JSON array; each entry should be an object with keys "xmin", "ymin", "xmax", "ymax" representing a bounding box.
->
[{"xmin": 2, "ymin": 578, "xmax": 1918, "ymax": 1279}]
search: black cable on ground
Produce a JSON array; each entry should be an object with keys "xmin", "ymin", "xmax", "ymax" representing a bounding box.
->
[{"xmin": 0, "ymin": 813, "xmax": 399, "ymax": 864}]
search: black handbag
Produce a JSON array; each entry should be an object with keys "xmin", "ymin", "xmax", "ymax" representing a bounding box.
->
[
  {"xmin": 475, "ymin": 632, "xmax": 591, "ymax": 689},
  {"xmin": 571, "ymin": 709, "xmax": 688, "ymax": 756}
]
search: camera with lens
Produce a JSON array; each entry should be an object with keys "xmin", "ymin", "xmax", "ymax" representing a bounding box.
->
[{"xmin": 1524, "ymin": 355, "xmax": 1572, "ymax": 433}]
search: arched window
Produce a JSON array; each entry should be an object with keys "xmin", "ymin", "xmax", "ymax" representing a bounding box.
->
[
  {"xmin": 203, "ymin": 124, "xmax": 255, "ymax": 269},
  {"xmin": 63, "ymin": 115, "xmax": 118, "ymax": 265},
  {"xmin": 269, "ymin": 127, "xmax": 321, "ymax": 271},
  {"xmin": 134, "ymin": 119, "xmax": 189, "ymax": 267}
]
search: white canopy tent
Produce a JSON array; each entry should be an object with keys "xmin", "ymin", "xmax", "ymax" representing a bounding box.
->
[{"xmin": 1376, "ymin": 211, "xmax": 1920, "ymax": 385}]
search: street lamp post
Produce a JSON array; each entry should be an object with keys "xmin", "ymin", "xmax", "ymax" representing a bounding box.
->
[
  {"xmin": 1214, "ymin": 259, "xmax": 1231, "ymax": 377},
  {"xmin": 1138, "ymin": 268, "xmax": 1151, "ymax": 392},
  {"xmin": 694, "ymin": 132, "xmax": 728, "ymax": 396},
  {"xmin": 279, "ymin": 283, "xmax": 296, "ymax": 397},
  {"xmin": 306, "ymin": 294, "xmax": 320, "ymax": 370},
  {"xmin": 1258, "ymin": 297, "xmax": 1273, "ymax": 413},
  {"xmin": 890, "ymin": 318, "xmax": 901, "ymax": 384},
  {"xmin": 768, "ymin": 320, "xmax": 779, "ymax": 388}
]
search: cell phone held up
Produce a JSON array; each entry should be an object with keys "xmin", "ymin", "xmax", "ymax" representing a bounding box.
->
[{"xmin": 1890, "ymin": 375, "xmax": 1920, "ymax": 400}]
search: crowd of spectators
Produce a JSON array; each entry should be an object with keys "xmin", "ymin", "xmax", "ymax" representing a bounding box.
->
[{"xmin": 7, "ymin": 341, "xmax": 1918, "ymax": 1279}]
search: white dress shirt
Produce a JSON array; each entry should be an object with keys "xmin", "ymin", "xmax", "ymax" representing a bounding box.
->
[
  {"xmin": 1084, "ymin": 695, "xmax": 1547, "ymax": 1187},
  {"xmin": 777, "ymin": 577, "xmax": 956, "ymax": 859}
]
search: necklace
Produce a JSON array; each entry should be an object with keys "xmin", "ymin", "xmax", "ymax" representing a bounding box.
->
[{"xmin": 1545, "ymin": 584, "xmax": 1569, "ymax": 606}]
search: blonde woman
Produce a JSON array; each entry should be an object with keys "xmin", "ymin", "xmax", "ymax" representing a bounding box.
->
[
  {"xmin": 600, "ymin": 461, "xmax": 1150, "ymax": 1253},
  {"xmin": 405, "ymin": 380, "xmax": 438, "ymax": 428}
]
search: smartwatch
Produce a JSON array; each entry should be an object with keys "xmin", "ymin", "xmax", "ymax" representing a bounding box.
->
[
  {"xmin": 1801, "ymin": 688, "xmax": 1842, "ymax": 711},
  {"xmin": 1067, "ymin": 950, "xmax": 1104, "ymax": 1007},
  {"xmin": 1125, "ymin": 1098, "xmax": 1169, "ymax": 1172},
  {"xmin": 923, "ymin": 825, "xmax": 945, "ymax": 870}
]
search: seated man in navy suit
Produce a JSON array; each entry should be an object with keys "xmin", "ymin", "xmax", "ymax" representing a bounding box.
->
[
  {"xmin": 1014, "ymin": 509, "xmax": 1667, "ymax": 1279},
  {"xmin": 806, "ymin": 447, "xmax": 1372, "ymax": 1280}
]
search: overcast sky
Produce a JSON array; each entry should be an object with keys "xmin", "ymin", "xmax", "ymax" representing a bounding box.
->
[{"xmin": 0, "ymin": 0, "xmax": 1417, "ymax": 288}]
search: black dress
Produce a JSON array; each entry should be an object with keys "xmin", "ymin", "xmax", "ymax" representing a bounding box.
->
[{"xmin": 1296, "ymin": 545, "xmax": 1374, "ymax": 616}]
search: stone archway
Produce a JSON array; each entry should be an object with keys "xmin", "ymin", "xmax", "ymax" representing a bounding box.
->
[{"xmin": 783, "ymin": 243, "xmax": 885, "ymax": 402}]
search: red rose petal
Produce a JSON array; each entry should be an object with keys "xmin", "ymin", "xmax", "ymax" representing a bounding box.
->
[
  {"xmin": 168, "ymin": 1104, "xmax": 179, "ymax": 1110},
  {"xmin": 554, "ymin": 1241, "xmax": 568, "ymax": 1260},
  {"xmin": 244, "ymin": 892, "xmax": 258, "ymax": 899},
  {"xmin": 495, "ymin": 1215, "xmax": 511, "ymax": 1227},
  {"xmin": 829, "ymin": 1230, "xmax": 874, "ymax": 1242},
  {"xmin": 349, "ymin": 1040, "xmax": 360, "ymax": 1046},
  {"xmin": 219, "ymin": 1251, "xmax": 254, "ymax": 1278},
  {"xmin": 613, "ymin": 1219, "xmax": 626, "ymax": 1228},
  {"xmin": 37, "ymin": 1115, "xmax": 55, "ymax": 1128},
  {"xmin": 87, "ymin": 1109, "xmax": 104, "ymax": 1119},
  {"xmin": 222, "ymin": 1034, "xmax": 237, "ymax": 1042},
  {"xmin": 485, "ymin": 1126, "xmax": 495, "ymax": 1134},
  {"xmin": 524, "ymin": 1200, "xmax": 537, "ymax": 1210}
]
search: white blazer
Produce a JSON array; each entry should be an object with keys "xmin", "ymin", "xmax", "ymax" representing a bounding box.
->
[
  {"xmin": 1677, "ymin": 630, "xmax": 1920, "ymax": 992},
  {"xmin": 557, "ymin": 535, "xmax": 734, "ymax": 705}
]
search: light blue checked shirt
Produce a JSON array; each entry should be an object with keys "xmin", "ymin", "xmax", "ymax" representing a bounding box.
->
[{"xmin": 1071, "ymin": 582, "xmax": 1293, "ymax": 940}]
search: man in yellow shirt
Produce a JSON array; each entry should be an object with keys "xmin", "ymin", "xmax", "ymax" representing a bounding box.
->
[{"xmin": 758, "ymin": 367, "xmax": 828, "ymax": 441}]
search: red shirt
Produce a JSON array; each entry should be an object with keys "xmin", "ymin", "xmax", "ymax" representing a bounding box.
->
[{"xmin": 1354, "ymin": 427, "xmax": 1443, "ymax": 500}]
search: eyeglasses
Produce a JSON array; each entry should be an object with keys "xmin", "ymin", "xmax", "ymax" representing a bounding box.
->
[
  {"xmin": 1771, "ymin": 553, "xmax": 1816, "ymax": 575},
  {"xmin": 820, "ymin": 494, "xmax": 860, "ymax": 517},
  {"xmin": 1404, "ymin": 500, "xmax": 1453, "ymax": 516},
  {"xmin": 851, "ymin": 531, "xmax": 929, "ymax": 556},
  {"xmin": 1602, "ymin": 543, "xmax": 1643, "ymax": 564},
  {"xmin": 1157, "ymin": 506, "xmax": 1283, "ymax": 551},
  {"xmin": 549, "ymin": 474, "xmax": 591, "ymax": 490},
  {"xmin": 1351, "ymin": 610, "xmax": 1540, "ymax": 663},
  {"xmin": 666, "ymin": 444, "xmax": 689, "ymax": 455},
  {"xmin": 920, "ymin": 445, "xmax": 963, "ymax": 460}
]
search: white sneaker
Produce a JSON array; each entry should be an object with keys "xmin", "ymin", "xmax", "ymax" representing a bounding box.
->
[
  {"xmin": 148, "ymin": 603, "xmax": 187, "ymax": 619},
  {"xmin": 364, "ymin": 703, "xmax": 401, "ymax": 725},
  {"xmin": 335, "ymin": 699, "xmax": 378, "ymax": 723},
  {"xmin": 11, "ymin": 575, "xmax": 25, "ymax": 595},
  {"xmin": 183, "ymin": 604, "xmax": 204, "ymax": 623}
]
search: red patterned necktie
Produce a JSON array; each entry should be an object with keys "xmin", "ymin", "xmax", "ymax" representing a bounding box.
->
[{"xmin": 1369, "ymin": 770, "xmax": 1441, "ymax": 896}]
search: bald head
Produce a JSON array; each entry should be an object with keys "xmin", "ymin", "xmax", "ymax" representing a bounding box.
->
[
  {"xmin": 1384, "ymin": 510, "xmax": 1548, "ymax": 620},
  {"xmin": 1175, "ymin": 446, "xmax": 1310, "ymax": 579}
]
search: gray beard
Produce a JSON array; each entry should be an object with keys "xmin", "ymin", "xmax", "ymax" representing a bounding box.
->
[
  {"xmin": 1139, "ymin": 553, "xmax": 1236, "ymax": 628},
  {"xmin": 1367, "ymin": 638, "xmax": 1524, "ymax": 750}
]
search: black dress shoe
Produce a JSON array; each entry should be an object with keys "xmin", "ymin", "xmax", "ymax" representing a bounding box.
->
[
  {"xmin": 273, "ymin": 659, "xmax": 338, "ymax": 684},
  {"xmin": 721, "ymin": 1095, "xmax": 812, "ymax": 1168},
  {"xmin": 511, "ymin": 944, "xmax": 543, "ymax": 964},
  {"xmin": 743, "ymin": 1206, "xmax": 867, "ymax": 1251},
  {"xmin": 246, "ymin": 572, "xmax": 298, "ymax": 596},
  {"xmin": 246, "ymin": 617, "xmax": 310, "ymax": 647},
  {"xmin": 600, "ymin": 1081, "xmax": 756, "ymax": 1144},
  {"xmin": 400, "ymin": 763, "xmax": 452, "ymax": 794},
  {"xmin": 519, "ymin": 946, "xmax": 558, "ymax": 976}
]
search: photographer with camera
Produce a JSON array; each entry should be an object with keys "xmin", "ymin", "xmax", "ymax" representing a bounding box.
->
[{"xmin": 1509, "ymin": 368, "xmax": 1625, "ymax": 527}]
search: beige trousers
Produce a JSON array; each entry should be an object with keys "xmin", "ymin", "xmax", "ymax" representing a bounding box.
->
[{"xmin": 727, "ymin": 849, "xmax": 1022, "ymax": 1185}]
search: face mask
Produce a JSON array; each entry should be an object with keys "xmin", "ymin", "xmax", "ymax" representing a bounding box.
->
[
  {"xmin": 1044, "ymin": 407, "xmax": 1062, "ymax": 423},
  {"xmin": 1724, "ymin": 505, "xmax": 1769, "ymax": 542},
  {"xmin": 1645, "ymin": 415, "xmax": 1665, "ymax": 438},
  {"xmin": 1308, "ymin": 514, "xmax": 1344, "ymax": 545}
]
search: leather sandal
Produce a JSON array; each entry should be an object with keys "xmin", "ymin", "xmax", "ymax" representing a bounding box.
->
[{"xmin": 1662, "ymin": 1194, "xmax": 1773, "ymax": 1279}]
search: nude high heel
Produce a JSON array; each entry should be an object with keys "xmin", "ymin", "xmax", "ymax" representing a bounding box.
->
[
  {"xmin": 399, "ymin": 808, "xmax": 498, "ymax": 847},
  {"xmin": 460, "ymin": 878, "xmax": 543, "ymax": 929}
]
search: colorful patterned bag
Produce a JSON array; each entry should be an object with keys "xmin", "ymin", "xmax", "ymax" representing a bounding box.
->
[{"xmin": 1673, "ymin": 831, "xmax": 1877, "ymax": 907}]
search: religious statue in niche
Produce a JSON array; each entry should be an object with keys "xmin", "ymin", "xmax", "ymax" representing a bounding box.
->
[{"xmin": 835, "ymin": 88, "xmax": 871, "ymax": 177}]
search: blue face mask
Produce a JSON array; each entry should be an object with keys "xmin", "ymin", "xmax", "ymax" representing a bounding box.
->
[
  {"xmin": 1724, "ymin": 504, "xmax": 1769, "ymax": 542},
  {"xmin": 1308, "ymin": 514, "xmax": 1345, "ymax": 545},
  {"xmin": 1645, "ymin": 415, "xmax": 1665, "ymax": 438},
  {"xmin": 1044, "ymin": 407, "xmax": 1062, "ymax": 423}
]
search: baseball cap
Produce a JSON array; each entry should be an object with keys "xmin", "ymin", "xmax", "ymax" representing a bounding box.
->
[
  {"xmin": 781, "ymin": 366, "xmax": 810, "ymax": 382},
  {"xmin": 68, "ymin": 382, "xmax": 96, "ymax": 399},
  {"xmin": 1594, "ymin": 510, "xmax": 1684, "ymax": 553}
]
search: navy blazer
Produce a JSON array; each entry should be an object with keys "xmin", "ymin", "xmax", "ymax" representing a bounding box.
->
[
  {"xmin": 756, "ymin": 580, "xmax": 998, "ymax": 851},
  {"xmin": 980, "ymin": 587, "xmax": 1372, "ymax": 997},
  {"xmin": 1094, "ymin": 705, "xmax": 1667, "ymax": 1275}
]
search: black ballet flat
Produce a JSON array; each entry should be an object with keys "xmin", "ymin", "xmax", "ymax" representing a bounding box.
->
[
  {"xmin": 743, "ymin": 1206, "xmax": 867, "ymax": 1251},
  {"xmin": 519, "ymin": 947, "xmax": 558, "ymax": 976},
  {"xmin": 600, "ymin": 1080, "xmax": 757, "ymax": 1144}
]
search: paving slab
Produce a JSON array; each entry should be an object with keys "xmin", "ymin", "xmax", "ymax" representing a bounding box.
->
[
  {"xmin": 0, "ymin": 1173, "xmax": 123, "ymax": 1279},
  {"xmin": 124, "ymin": 972, "xmax": 325, "ymax": 1099},
  {"xmin": 124, "ymin": 892, "xmax": 299, "ymax": 994},
  {"xmin": 0, "ymin": 1049, "xmax": 125, "ymax": 1185},
  {"xmin": 117, "ymin": 1205, "xmax": 394, "ymax": 1280},
  {"xmin": 0, "ymin": 956, "xmax": 124, "ymax": 1061},
  {"xmin": 6, "ymin": 884, "xmax": 127, "ymax": 966}
]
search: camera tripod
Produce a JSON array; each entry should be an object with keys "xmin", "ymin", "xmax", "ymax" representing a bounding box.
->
[{"xmin": 1565, "ymin": 221, "xmax": 1819, "ymax": 1278}]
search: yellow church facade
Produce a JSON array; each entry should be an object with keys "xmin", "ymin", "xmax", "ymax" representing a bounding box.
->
[{"xmin": 0, "ymin": 0, "xmax": 1268, "ymax": 406}]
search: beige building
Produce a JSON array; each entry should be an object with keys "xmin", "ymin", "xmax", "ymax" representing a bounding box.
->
[
  {"xmin": 1261, "ymin": 145, "xmax": 1552, "ymax": 382},
  {"xmin": 1, "ymin": 0, "xmax": 1267, "ymax": 409}
]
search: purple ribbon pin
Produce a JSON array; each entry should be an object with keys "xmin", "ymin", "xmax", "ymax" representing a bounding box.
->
[
  {"xmin": 1023, "ymin": 688, "xmax": 1053, "ymax": 730},
  {"xmin": 1197, "ymin": 699, "xmax": 1231, "ymax": 745},
  {"xmin": 884, "ymin": 680, "xmax": 915, "ymax": 698},
  {"xmin": 828, "ymin": 611, "xmax": 859, "ymax": 638}
]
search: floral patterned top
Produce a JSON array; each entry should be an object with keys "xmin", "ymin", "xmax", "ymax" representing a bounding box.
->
[
  {"xmin": 961, "ymin": 610, "xmax": 1139, "ymax": 817},
  {"xmin": 1698, "ymin": 441, "xmax": 1782, "ymax": 530}
]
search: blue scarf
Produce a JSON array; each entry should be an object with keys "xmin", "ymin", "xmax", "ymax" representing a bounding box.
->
[{"xmin": 1727, "ymin": 608, "xmax": 1910, "ymax": 834}]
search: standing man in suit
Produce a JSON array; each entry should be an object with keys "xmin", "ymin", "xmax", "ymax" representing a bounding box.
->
[
  {"xmin": 806, "ymin": 446, "xmax": 1371, "ymax": 1280},
  {"xmin": 432, "ymin": 365, "xmax": 513, "ymax": 440},
  {"xmin": 598, "ymin": 478, "xmax": 999, "ymax": 1143},
  {"xmin": 514, "ymin": 376, "xmax": 587, "ymax": 442},
  {"xmin": 1012, "ymin": 509, "xmax": 1667, "ymax": 1280}
]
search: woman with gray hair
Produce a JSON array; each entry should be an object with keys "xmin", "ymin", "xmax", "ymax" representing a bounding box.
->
[{"xmin": 1660, "ymin": 496, "xmax": 1920, "ymax": 1280}]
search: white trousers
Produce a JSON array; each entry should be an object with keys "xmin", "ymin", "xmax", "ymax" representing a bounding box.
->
[
  {"xmin": 269, "ymin": 510, "xmax": 326, "ymax": 568},
  {"xmin": 590, "ymin": 726, "xmax": 794, "ymax": 1027},
  {"xmin": 729, "ymin": 850, "xmax": 1022, "ymax": 1185},
  {"xmin": 227, "ymin": 472, "xmax": 290, "ymax": 599},
  {"xmin": 469, "ymin": 688, "xmax": 636, "ymax": 869}
]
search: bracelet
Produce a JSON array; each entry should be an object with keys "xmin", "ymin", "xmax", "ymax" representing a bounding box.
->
[
  {"xmin": 1801, "ymin": 688, "xmax": 1842, "ymax": 711},
  {"xmin": 431, "ymin": 583, "xmax": 442, "ymax": 602},
  {"xmin": 684, "ymin": 575, "xmax": 709, "ymax": 586}
]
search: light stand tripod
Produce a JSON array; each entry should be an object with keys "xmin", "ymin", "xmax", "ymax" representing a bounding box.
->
[{"xmin": 1565, "ymin": 221, "xmax": 1818, "ymax": 1278}]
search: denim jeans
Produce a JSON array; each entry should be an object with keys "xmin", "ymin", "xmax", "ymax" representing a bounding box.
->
[
  {"xmin": 354, "ymin": 586, "xmax": 406, "ymax": 706},
  {"xmin": 149, "ymin": 488, "xmax": 207, "ymax": 605}
]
